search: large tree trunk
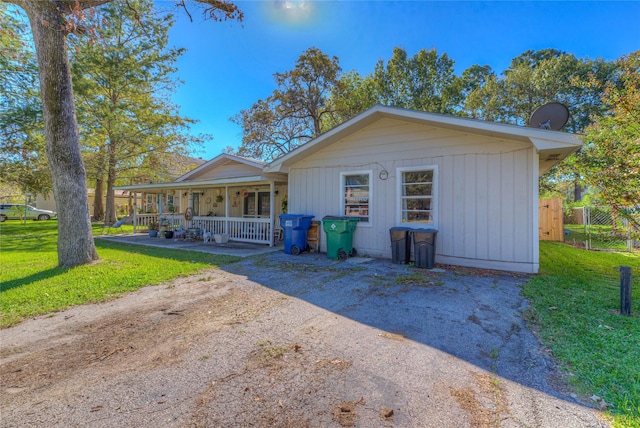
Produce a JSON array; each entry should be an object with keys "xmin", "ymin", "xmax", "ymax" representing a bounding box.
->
[
  {"xmin": 93, "ymin": 177, "xmax": 105, "ymax": 221},
  {"xmin": 104, "ymin": 138, "xmax": 117, "ymax": 223},
  {"xmin": 22, "ymin": 1, "xmax": 98, "ymax": 267}
]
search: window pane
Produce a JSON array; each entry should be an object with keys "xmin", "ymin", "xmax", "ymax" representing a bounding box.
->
[
  {"xmin": 345, "ymin": 174, "xmax": 368, "ymax": 187},
  {"xmin": 403, "ymin": 170, "xmax": 433, "ymax": 184},
  {"xmin": 404, "ymin": 183, "xmax": 432, "ymax": 196},
  {"xmin": 400, "ymin": 169, "xmax": 435, "ymax": 224},
  {"xmin": 403, "ymin": 198, "xmax": 432, "ymax": 211},
  {"xmin": 403, "ymin": 211, "xmax": 433, "ymax": 222},
  {"xmin": 344, "ymin": 173, "xmax": 369, "ymax": 222}
]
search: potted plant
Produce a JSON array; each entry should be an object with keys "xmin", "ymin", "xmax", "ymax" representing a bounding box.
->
[
  {"xmin": 216, "ymin": 195, "xmax": 224, "ymax": 203},
  {"xmin": 148, "ymin": 221, "xmax": 159, "ymax": 237}
]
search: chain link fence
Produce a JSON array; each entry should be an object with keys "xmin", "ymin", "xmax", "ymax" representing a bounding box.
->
[{"xmin": 564, "ymin": 206, "xmax": 639, "ymax": 252}]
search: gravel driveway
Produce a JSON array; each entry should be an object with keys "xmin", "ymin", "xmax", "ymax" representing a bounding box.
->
[{"xmin": 0, "ymin": 251, "xmax": 608, "ymax": 427}]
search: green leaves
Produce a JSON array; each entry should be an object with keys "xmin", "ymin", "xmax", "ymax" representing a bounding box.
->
[
  {"xmin": 68, "ymin": 0, "xmax": 206, "ymax": 221},
  {"xmin": 581, "ymin": 51, "xmax": 640, "ymax": 224},
  {"xmin": 234, "ymin": 47, "xmax": 342, "ymax": 162},
  {"xmin": 0, "ymin": 4, "xmax": 50, "ymax": 196}
]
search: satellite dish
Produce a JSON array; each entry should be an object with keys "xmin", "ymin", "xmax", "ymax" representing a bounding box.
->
[{"xmin": 528, "ymin": 102, "xmax": 569, "ymax": 131}]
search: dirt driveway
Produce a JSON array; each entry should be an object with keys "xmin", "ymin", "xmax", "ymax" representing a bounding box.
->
[{"xmin": 0, "ymin": 252, "xmax": 608, "ymax": 427}]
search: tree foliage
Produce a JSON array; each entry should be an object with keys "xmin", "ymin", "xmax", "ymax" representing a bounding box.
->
[
  {"xmin": 70, "ymin": 0, "xmax": 205, "ymax": 222},
  {"xmin": 371, "ymin": 47, "xmax": 462, "ymax": 114},
  {"xmin": 459, "ymin": 49, "xmax": 618, "ymax": 202},
  {"xmin": 233, "ymin": 47, "xmax": 342, "ymax": 162},
  {"xmin": 330, "ymin": 47, "xmax": 463, "ymax": 121},
  {"xmin": 3, "ymin": 0, "xmax": 241, "ymax": 267},
  {"xmin": 0, "ymin": 4, "xmax": 50, "ymax": 196},
  {"xmin": 581, "ymin": 51, "xmax": 640, "ymax": 224}
]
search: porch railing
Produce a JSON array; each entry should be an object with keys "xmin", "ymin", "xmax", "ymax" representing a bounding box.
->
[
  {"xmin": 135, "ymin": 213, "xmax": 158, "ymax": 229},
  {"xmin": 149, "ymin": 215, "xmax": 273, "ymax": 245}
]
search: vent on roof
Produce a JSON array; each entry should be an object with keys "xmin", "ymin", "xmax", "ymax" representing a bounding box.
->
[{"xmin": 544, "ymin": 153, "xmax": 561, "ymax": 161}]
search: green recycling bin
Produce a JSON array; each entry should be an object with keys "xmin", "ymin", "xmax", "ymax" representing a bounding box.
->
[{"xmin": 322, "ymin": 216, "xmax": 359, "ymax": 260}]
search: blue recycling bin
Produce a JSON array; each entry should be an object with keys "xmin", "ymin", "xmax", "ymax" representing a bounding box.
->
[{"xmin": 280, "ymin": 214, "xmax": 315, "ymax": 255}]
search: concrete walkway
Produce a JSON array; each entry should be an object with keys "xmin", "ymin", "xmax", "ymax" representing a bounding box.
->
[{"xmin": 96, "ymin": 233, "xmax": 283, "ymax": 258}]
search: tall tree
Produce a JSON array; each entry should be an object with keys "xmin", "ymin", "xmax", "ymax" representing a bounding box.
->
[
  {"xmin": 371, "ymin": 47, "xmax": 462, "ymax": 114},
  {"xmin": 581, "ymin": 51, "xmax": 640, "ymax": 227},
  {"xmin": 331, "ymin": 47, "xmax": 464, "ymax": 119},
  {"xmin": 466, "ymin": 49, "xmax": 617, "ymax": 202},
  {"xmin": 70, "ymin": 0, "xmax": 204, "ymax": 223},
  {"xmin": 0, "ymin": 4, "xmax": 50, "ymax": 197},
  {"xmin": 3, "ymin": 0, "xmax": 241, "ymax": 267},
  {"xmin": 234, "ymin": 47, "xmax": 342, "ymax": 161},
  {"xmin": 459, "ymin": 64, "xmax": 500, "ymax": 120},
  {"xmin": 328, "ymin": 70, "xmax": 378, "ymax": 123}
]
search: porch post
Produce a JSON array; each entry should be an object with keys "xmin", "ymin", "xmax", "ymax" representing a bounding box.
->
[
  {"xmin": 269, "ymin": 181, "xmax": 275, "ymax": 247},
  {"xmin": 133, "ymin": 192, "xmax": 137, "ymax": 233},
  {"xmin": 224, "ymin": 186, "xmax": 229, "ymax": 234}
]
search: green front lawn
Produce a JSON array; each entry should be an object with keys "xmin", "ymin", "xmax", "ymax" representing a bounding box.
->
[
  {"xmin": 525, "ymin": 242, "xmax": 640, "ymax": 427},
  {"xmin": 0, "ymin": 220, "xmax": 240, "ymax": 327}
]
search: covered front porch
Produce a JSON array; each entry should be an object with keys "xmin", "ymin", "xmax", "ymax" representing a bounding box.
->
[{"xmin": 116, "ymin": 179, "xmax": 288, "ymax": 246}]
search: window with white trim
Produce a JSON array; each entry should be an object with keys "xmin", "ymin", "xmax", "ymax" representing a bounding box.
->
[
  {"xmin": 399, "ymin": 166, "xmax": 437, "ymax": 225},
  {"xmin": 341, "ymin": 171, "xmax": 371, "ymax": 224}
]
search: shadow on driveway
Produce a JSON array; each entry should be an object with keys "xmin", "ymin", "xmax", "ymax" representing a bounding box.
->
[{"xmin": 224, "ymin": 251, "xmax": 571, "ymax": 402}]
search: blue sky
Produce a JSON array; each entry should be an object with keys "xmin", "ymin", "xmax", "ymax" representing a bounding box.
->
[{"xmin": 164, "ymin": 1, "xmax": 640, "ymax": 160}]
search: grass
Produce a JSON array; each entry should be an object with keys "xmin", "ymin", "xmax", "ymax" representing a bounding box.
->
[
  {"xmin": 0, "ymin": 220, "xmax": 240, "ymax": 327},
  {"xmin": 564, "ymin": 223, "xmax": 633, "ymax": 251},
  {"xmin": 394, "ymin": 271, "xmax": 443, "ymax": 287},
  {"xmin": 523, "ymin": 241, "xmax": 640, "ymax": 427}
]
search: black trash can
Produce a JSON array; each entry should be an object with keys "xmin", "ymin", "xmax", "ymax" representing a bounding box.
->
[
  {"xmin": 412, "ymin": 229, "xmax": 438, "ymax": 269},
  {"xmin": 390, "ymin": 227, "xmax": 412, "ymax": 264}
]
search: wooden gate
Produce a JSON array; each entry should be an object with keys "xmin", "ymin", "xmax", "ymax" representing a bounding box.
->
[{"xmin": 539, "ymin": 198, "xmax": 563, "ymax": 241}]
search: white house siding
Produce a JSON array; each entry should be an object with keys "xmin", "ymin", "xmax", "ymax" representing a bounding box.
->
[
  {"xmin": 181, "ymin": 162, "xmax": 262, "ymax": 181},
  {"xmin": 287, "ymin": 118, "xmax": 538, "ymax": 273}
]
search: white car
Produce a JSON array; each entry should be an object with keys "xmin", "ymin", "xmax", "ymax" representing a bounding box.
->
[{"xmin": 0, "ymin": 204, "xmax": 57, "ymax": 221}]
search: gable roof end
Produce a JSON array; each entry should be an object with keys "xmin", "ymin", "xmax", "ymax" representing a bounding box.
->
[
  {"xmin": 263, "ymin": 105, "xmax": 582, "ymax": 176},
  {"xmin": 175, "ymin": 153, "xmax": 266, "ymax": 182}
]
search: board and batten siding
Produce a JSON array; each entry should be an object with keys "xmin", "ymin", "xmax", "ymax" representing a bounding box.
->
[
  {"xmin": 184, "ymin": 162, "xmax": 261, "ymax": 181},
  {"xmin": 287, "ymin": 118, "xmax": 538, "ymax": 273}
]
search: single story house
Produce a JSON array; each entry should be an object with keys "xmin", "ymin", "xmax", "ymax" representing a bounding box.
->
[
  {"xmin": 115, "ymin": 153, "xmax": 288, "ymax": 245},
  {"xmin": 264, "ymin": 105, "xmax": 582, "ymax": 273},
  {"xmin": 117, "ymin": 105, "xmax": 580, "ymax": 273}
]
